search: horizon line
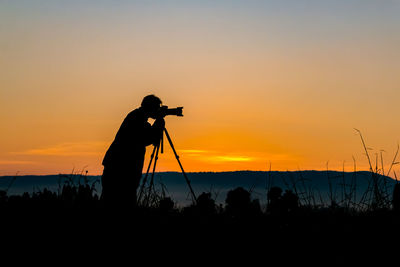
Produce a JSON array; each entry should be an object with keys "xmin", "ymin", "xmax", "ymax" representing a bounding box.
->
[{"xmin": 0, "ymin": 169, "xmax": 389, "ymax": 177}]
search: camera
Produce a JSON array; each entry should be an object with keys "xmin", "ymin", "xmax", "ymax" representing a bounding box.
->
[{"xmin": 159, "ymin": 106, "xmax": 183, "ymax": 117}]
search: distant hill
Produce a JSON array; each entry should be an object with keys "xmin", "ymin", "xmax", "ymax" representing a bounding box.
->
[{"xmin": 0, "ymin": 171, "xmax": 396, "ymax": 206}]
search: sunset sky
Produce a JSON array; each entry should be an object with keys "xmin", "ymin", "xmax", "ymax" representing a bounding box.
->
[{"xmin": 1, "ymin": 1, "xmax": 400, "ymax": 176}]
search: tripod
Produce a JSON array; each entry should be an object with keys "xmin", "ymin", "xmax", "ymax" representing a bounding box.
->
[{"xmin": 137, "ymin": 127, "xmax": 197, "ymax": 206}]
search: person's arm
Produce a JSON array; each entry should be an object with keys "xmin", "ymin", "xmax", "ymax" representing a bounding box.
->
[{"xmin": 143, "ymin": 117, "xmax": 165, "ymax": 146}]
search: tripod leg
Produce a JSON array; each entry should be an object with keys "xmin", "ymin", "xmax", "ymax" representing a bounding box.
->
[
  {"xmin": 144, "ymin": 142, "xmax": 161, "ymax": 206},
  {"xmin": 164, "ymin": 128, "xmax": 197, "ymax": 203},
  {"xmin": 138, "ymin": 144, "xmax": 158, "ymax": 203}
]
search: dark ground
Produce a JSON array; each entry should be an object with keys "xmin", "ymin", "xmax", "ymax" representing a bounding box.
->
[
  {"xmin": 1, "ymin": 184, "xmax": 399, "ymax": 265},
  {"xmin": 1, "ymin": 206, "xmax": 399, "ymax": 265}
]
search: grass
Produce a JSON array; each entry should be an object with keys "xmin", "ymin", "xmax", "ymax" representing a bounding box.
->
[{"xmin": 1, "ymin": 168, "xmax": 399, "ymax": 264}]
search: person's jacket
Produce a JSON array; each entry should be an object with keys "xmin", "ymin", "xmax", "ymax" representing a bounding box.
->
[{"xmin": 102, "ymin": 108, "xmax": 163, "ymax": 168}]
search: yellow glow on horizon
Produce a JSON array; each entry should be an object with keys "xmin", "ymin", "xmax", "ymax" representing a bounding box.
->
[{"xmin": 211, "ymin": 156, "xmax": 253, "ymax": 162}]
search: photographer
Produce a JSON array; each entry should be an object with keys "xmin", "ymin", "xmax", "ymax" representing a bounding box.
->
[{"xmin": 101, "ymin": 94, "xmax": 165, "ymax": 209}]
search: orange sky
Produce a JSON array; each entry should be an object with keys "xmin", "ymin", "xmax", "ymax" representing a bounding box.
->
[{"xmin": 1, "ymin": 1, "xmax": 400, "ymax": 176}]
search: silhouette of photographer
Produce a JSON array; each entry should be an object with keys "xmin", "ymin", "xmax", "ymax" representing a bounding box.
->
[{"xmin": 101, "ymin": 95, "xmax": 164, "ymax": 208}]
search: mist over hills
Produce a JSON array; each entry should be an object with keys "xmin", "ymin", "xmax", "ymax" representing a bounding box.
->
[{"xmin": 0, "ymin": 171, "xmax": 395, "ymax": 206}]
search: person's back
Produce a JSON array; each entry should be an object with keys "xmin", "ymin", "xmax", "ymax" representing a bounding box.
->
[
  {"xmin": 102, "ymin": 108, "xmax": 150, "ymax": 167},
  {"xmin": 101, "ymin": 95, "xmax": 164, "ymax": 209}
]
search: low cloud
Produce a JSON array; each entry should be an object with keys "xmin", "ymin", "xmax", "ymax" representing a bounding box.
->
[{"xmin": 13, "ymin": 142, "xmax": 108, "ymax": 157}]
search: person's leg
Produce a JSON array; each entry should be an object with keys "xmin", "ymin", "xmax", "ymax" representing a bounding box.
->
[
  {"xmin": 100, "ymin": 167, "xmax": 111, "ymax": 204},
  {"xmin": 132, "ymin": 160, "xmax": 145, "ymax": 207},
  {"xmin": 101, "ymin": 167, "xmax": 124, "ymax": 210},
  {"xmin": 102, "ymin": 165, "xmax": 142, "ymax": 210}
]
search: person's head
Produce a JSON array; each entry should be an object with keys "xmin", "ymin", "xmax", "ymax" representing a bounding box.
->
[{"xmin": 141, "ymin": 94, "xmax": 162, "ymax": 119}]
